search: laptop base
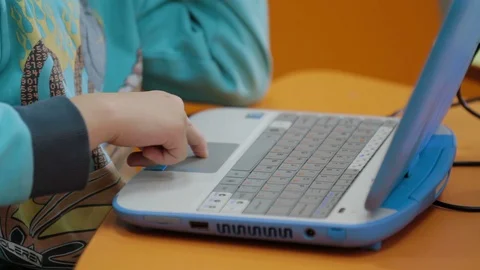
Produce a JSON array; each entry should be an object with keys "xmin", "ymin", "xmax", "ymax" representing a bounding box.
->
[{"xmin": 113, "ymin": 125, "xmax": 455, "ymax": 250}]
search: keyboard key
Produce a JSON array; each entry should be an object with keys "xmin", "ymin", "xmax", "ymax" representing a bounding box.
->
[
  {"xmin": 313, "ymin": 150, "xmax": 336, "ymax": 158},
  {"xmin": 220, "ymin": 177, "xmax": 244, "ymax": 185},
  {"xmin": 274, "ymin": 198, "xmax": 298, "ymax": 207},
  {"xmin": 265, "ymin": 127, "xmax": 287, "ymax": 134},
  {"xmin": 214, "ymin": 184, "xmax": 239, "ymax": 193},
  {"xmin": 226, "ymin": 170, "xmax": 249, "ymax": 178},
  {"xmin": 221, "ymin": 199, "xmax": 250, "ymax": 213},
  {"xmin": 326, "ymin": 161, "xmax": 350, "ymax": 169},
  {"xmin": 262, "ymin": 184, "xmax": 286, "ymax": 192},
  {"xmin": 322, "ymin": 139, "xmax": 343, "ymax": 147},
  {"xmin": 289, "ymin": 127, "xmax": 310, "ymax": 134},
  {"xmin": 243, "ymin": 199, "xmax": 274, "ymax": 215},
  {"xmin": 293, "ymin": 115, "xmax": 318, "ymax": 128},
  {"xmin": 284, "ymin": 183, "xmax": 310, "ymax": 192},
  {"xmin": 268, "ymin": 177, "xmax": 292, "ymax": 185},
  {"xmin": 344, "ymin": 168, "xmax": 360, "ymax": 175},
  {"xmin": 242, "ymin": 179, "xmax": 267, "ymax": 187},
  {"xmin": 237, "ymin": 185, "xmax": 262, "ymax": 193},
  {"xmin": 279, "ymin": 163, "xmax": 302, "ymax": 171},
  {"xmin": 311, "ymin": 124, "xmax": 333, "ymax": 132},
  {"xmin": 259, "ymin": 159, "xmax": 283, "ymax": 166},
  {"xmin": 329, "ymin": 130, "xmax": 352, "ymax": 137},
  {"xmin": 354, "ymin": 129, "xmax": 377, "ymax": 137},
  {"xmin": 334, "ymin": 125, "xmax": 356, "ymax": 133},
  {"xmin": 338, "ymin": 148, "xmax": 360, "ymax": 155},
  {"xmin": 338, "ymin": 118, "xmax": 361, "ymax": 126},
  {"xmin": 258, "ymin": 133, "xmax": 282, "ymax": 141},
  {"xmin": 315, "ymin": 174, "xmax": 339, "ymax": 183},
  {"xmin": 339, "ymin": 174, "xmax": 356, "ymax": 181},
  {"xmin": 265, "ymin": 152, "xmax": 289, "ymax": 159},
  {"xmin": 289, "ymin": 203, "xmax": 318, "ymax": 217},
  {"xmin": 231, "ymin": 139, "xmax": 277, "ymax": 171},
  {"xmin": 336, "ymin": 179, "xmax": 354, "ymax": 185},
  {"xmin": 256, "ymin": 191, "xmax": 281, "ymax": 200},
  {"xmin": 302, "ymin": 163, "xmax": 326, "ymax": 171},
  {"xmin": 331, "ymin": 155, "xmax": 356, "ymax": 163},
  {"xmin": 289, "ymin": 151, "xmax": 311, "ymax": 158},
  {"xmin": 295, "ymin": 144, "xmax": 318, "ymax": 152},
  {"xmin": 254, "ymin": 165, "xmax": 277, "ymax": 173},
  {"xmin": 307, "ymin": 156, "xmax": 330, "ymax": 164},
  {"xmin": 198, "ymin": 192, "xmax": 232, "ymax": 213},
  {"xmin": 300, "ymin": 194, "xmax": 325, "ymax": 204},
  {"xmin": 348, "ymin": 135, "xmax": 370, "ymax": 144},
  {"xmin": 232, "ymin": 192, "xmax": 256, "ymax": 200},
  {"xmin": 315, "ymin": 117, "xmax": 329, "ymax": 125},
  {"xmin": 305, "ymin": 131, "xmax": 329, "ymax": 139},
  {"xmin": 280, "ymin": 190, "xmax": 304, "ymax": 199},
  {"xmin": 310, "ymin": 181, "xmax": 334, "ymax": 189},
  {"xmin": 318, "ymin": 144, "xmax": 341, "ymax": 152},
  {"xmin": 266, "ymin": 205, "xmax": 293, "ymax": 216},
  {"xmin": 277, "ymin": 139, "xmax": 300, "ymax": 147},
  {"xmin": 327, "ymin": 117, "xmax": 340, "ymax": 125},
  {"xmin": 301, "ymin": 137, "xmax": 324, "ymax": 144},
  {"xmin": 271, "ymin": 145, "xmax": 295, "ymax": 153},
  {"xmin": 249, "ymin": 172, "xmax": 271, "ymax": 180},
  {"xmin": 332, "ymin": 184, "xmax": 349, "ymax": 192},
  {"xmin": 282, "ymin": 133, "xmax": 305, "ymax": 141},
  {"xmin": 273, "ymin": 170, "xmax": 297, "ymax": 178},
  {"xmin": 276, "ymin": 113, "xmax": 298, "ymax": 122},
  {"xmin": 296, "ymin": 169, "xmax": 320, "ymax": 178},
  {"xmin": 331, "ymin": 133, "xmax": 354, "ymax": 142},
  {"xmin": 321, "ymin": 168, "xmax": 344, "ymax": 176},
  {"xmin": 305, "ymin": 189, "xmax": 329, "ymax": 196},
  {"xmin": 342, "ymin": 143, "xmax": 365, "ymax": 150},
  {"xmin": 291, "ymin": 176, "xmax": 315, "ymax": 185},
  {"xmin": 363, "ymin": 118, "xmax": 384, "ymax": 125}
]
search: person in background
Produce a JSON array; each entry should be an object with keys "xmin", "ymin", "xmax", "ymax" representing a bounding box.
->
[{"xmin": 0, "ymin": 0, "xmax": 271, "ymax": 269}]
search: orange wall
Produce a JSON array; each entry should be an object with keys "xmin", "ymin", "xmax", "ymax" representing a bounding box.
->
[{"xmin": 269, "ymin": 0, "xmax": 442, "ymax": 86}]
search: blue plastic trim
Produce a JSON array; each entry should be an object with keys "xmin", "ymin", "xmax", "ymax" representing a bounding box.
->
[
  {"xmin": 145, "ymin": 165, "xmax": 167, "ymax": 171},
  {"xmin": 113, "ymin": 132, "xmax": 456, "ymax": 250}
]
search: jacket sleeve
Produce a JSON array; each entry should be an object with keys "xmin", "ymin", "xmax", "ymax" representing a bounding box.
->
[
  {"xmin": 135, "ymin": 0, "xmax": 272, "ymax": 106},
  {"xmin": 0, "ymin": 97, "xmax": 91, "ymax": 206}
]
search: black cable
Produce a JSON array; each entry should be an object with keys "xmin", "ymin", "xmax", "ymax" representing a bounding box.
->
[
  {"xmin": 456, "ymin": 87, "xmax": 480, "ymax": 119},
  {"xmin": 435, "ymin": 89, "xmax": 480, "ymax": 212}
]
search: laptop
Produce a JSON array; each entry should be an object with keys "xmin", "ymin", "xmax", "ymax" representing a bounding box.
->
[{"xmin": 112, "ymin": 0, "xmax": 480, "ymax": 250}]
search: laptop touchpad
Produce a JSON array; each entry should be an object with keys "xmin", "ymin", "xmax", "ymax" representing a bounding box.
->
[{"xmin": 165, "ymin": 142, "xmax": 239, "ymax": 173}]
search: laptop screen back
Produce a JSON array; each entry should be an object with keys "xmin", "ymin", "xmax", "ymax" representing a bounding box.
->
[{"xmin": 365, "ymin": 0, "xmax": 480, "ymax": 210}]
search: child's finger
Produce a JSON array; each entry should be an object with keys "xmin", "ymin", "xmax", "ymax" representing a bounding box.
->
[
  {"xmin": 143, "ymin": 143, "xmax": 186, "ymax": 165},
  {"xmin": 186, "ymin": 119, "xmax": 208, "ymax": 158},
  {"xmin": 126, "ymin": 151, "xmax": 156, "ymax": 167}
]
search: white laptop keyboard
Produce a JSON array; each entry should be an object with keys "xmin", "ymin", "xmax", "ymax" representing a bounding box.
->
[{"xmin": 198, "ymin": 113, "xmax": 397, "ymax": 218}]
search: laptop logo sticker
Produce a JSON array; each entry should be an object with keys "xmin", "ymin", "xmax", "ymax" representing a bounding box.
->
[{"xmin": 245, "ymin": 112, "xmax": 264, "ymax": 119}]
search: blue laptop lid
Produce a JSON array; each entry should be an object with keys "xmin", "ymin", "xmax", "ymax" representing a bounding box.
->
[{"xmin": 365, "ymin": 0, "xmax": 480, "ymax": 210}]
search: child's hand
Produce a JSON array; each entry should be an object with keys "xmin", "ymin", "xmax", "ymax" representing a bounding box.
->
[{"xmin": 71, "ymin": 91, "xmax": 208, "ymax": 167}]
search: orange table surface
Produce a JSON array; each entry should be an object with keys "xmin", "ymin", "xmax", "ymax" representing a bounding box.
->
[{"xmin": 76, "ymin": 70, "xmax": 480, "ymax": 270}]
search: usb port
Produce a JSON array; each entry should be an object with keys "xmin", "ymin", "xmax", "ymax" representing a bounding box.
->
[{"xmin": 189, "ymin": 221, "xmax": 209, "ymax": 230}]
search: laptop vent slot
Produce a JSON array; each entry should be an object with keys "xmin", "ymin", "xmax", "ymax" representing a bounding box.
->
[{"xmin": 215, "ymin": 223, "xmax": 293, "ymax": 240}]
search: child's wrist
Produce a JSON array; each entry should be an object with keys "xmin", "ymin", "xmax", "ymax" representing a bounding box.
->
[{"xmin": 71, "ymin": 93, "xmax": 118, "ymax": 150}]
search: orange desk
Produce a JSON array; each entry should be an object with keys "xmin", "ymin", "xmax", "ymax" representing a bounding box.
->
[{"xmin": 76, "ymin": 70, "xmax": 480, "ymax": 270}]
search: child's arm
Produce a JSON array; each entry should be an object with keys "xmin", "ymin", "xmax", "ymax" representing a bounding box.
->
[
  {"xmin": 135, "ymin": 0, "xmax": 272, "ymax": 106},
  {"xmin": 0, "ymin": 97, "xmax": 91, "ymax": 206},
  {"xmin": 0, "ymin": 92, "xmax": 207, "ymax": 206}
]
